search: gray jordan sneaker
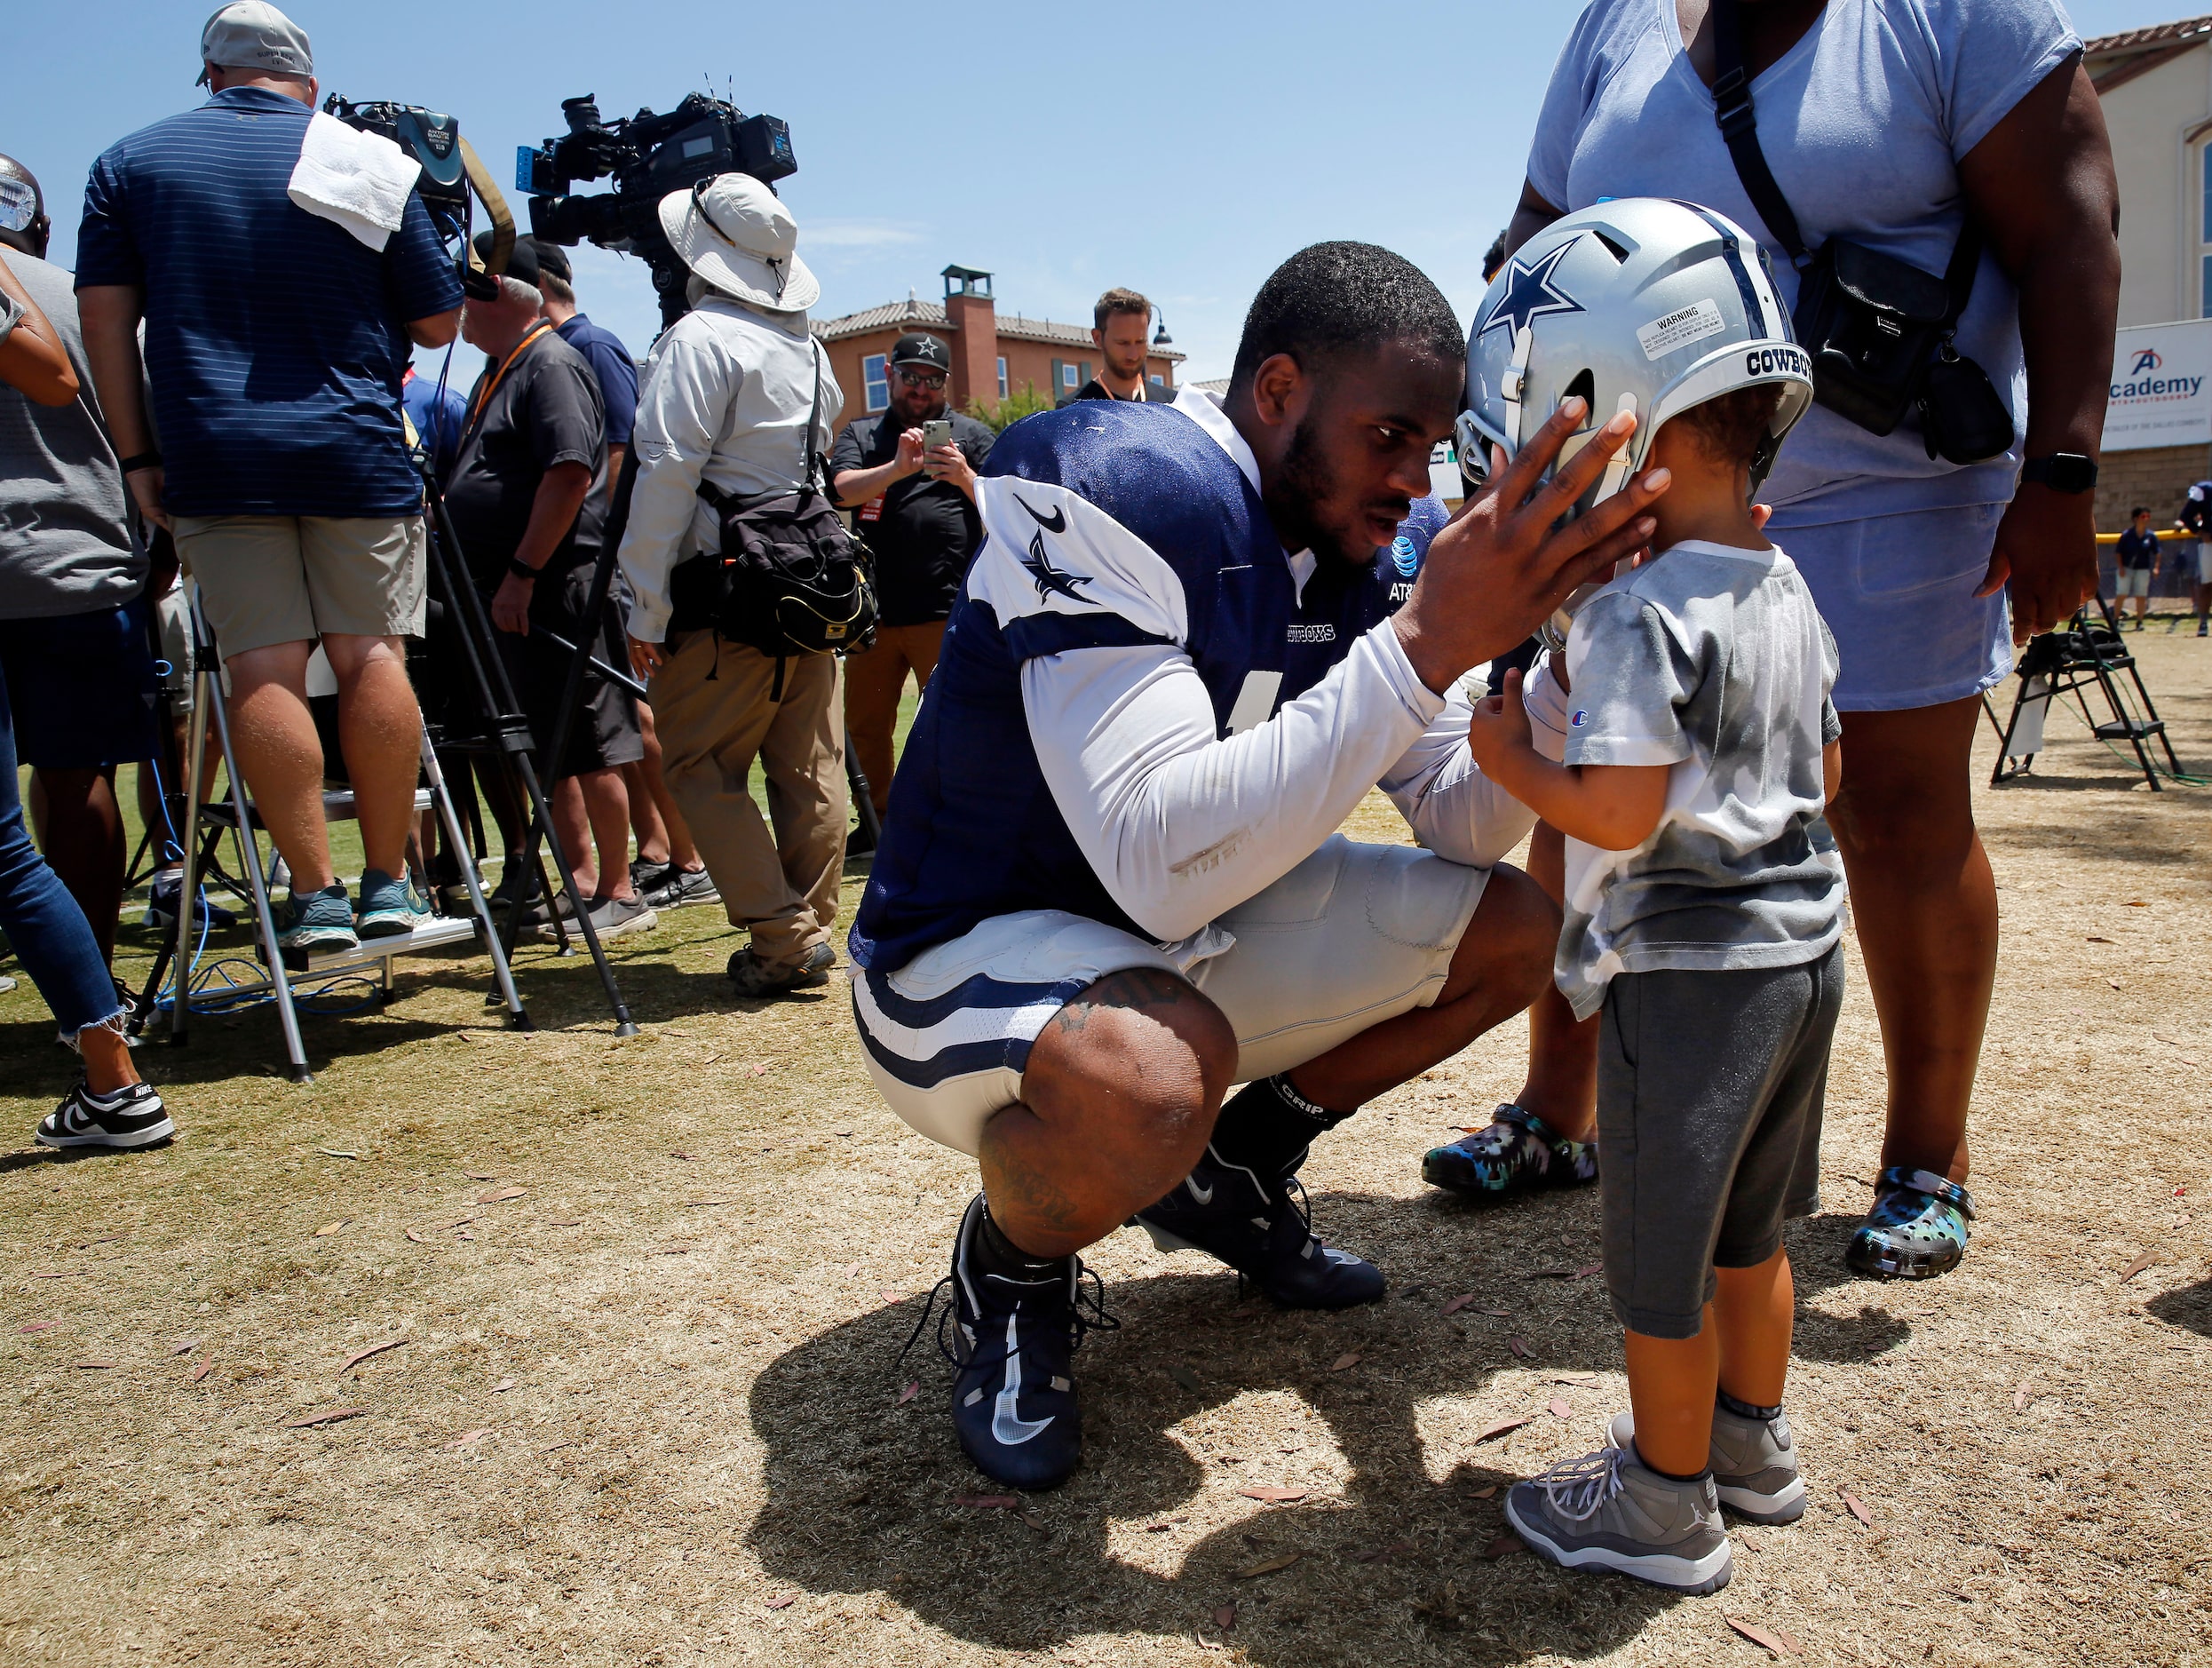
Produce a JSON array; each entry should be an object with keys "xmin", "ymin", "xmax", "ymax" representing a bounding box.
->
[
  {"xmin": 1608, "ymin": 1401, "xmax": 1805, "ymax": 1524},
  {"xmin": 1506, "ymin": 1446, "xmax": 1732, "ymax": 1594}
]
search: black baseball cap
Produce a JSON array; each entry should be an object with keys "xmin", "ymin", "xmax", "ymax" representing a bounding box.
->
[
  {"xmin": 891, "ymin": 332, "xmax": 951, "ymax": 371},
  {"xmin": 474, "ymin": 229, "xmax": 540, "ymax": 289},
  {"xmin": 524, "ymin": 236, "xmax": 571, "ymax": 283}
]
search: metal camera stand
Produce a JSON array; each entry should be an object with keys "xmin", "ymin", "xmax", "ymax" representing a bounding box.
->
[
  {"xmin": 1984, "ymin": 596, "xmax": 2181, "ymax": 790},
  {"xmin": 163, "ymin": 584, "xmax": 529, "ymax": 1083}
]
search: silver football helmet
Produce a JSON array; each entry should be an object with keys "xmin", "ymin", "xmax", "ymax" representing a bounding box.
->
[{"xmin": 1455, "ymin": 197, "xmax": 1815, "ymax": 646}]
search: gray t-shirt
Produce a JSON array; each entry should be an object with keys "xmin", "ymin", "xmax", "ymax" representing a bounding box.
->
[
  {"xmin": 0, "ymin": 252, "xmax": 143, "ymax": 619},
  {"xmin": 1526, "ymin": 0, "xmax": 2079, "ymax": 528},
  {"xmin": 1556, "ymin": 538, "xmax": 1844, "ymax": 1021}
]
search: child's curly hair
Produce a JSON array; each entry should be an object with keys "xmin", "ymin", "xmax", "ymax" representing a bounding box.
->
[{"xmin": 1672, "ymin": 384, "xmax": 1786, "ymax": 468}]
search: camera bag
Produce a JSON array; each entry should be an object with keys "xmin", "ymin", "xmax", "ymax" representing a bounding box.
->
[
  {"xmin": 1709, "ymin": 0, "xmax": 2013, "ymax": 462},
  {"xmin": 669, "ymin": 338, "xmax": 876, "ymax": 695}
]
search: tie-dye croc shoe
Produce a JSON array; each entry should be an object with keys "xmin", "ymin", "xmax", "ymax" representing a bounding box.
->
[
  {"xmin": 1846, "ymin": 1166, "xmax": 1977, "ymax": 1279},
  {"xmin": 1423, "ymin": 1103, "xmax": 1598, "ymax": 1203}
]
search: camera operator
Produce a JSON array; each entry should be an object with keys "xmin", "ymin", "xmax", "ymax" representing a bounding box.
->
[
  {"xmin": 828, "ymin": 333, "xmax": 993, "ymax": 823},
  {"xmin": 72, "ymin": 1, "xmax": 464, "ymax": 956},
  {"xmin": 618, "ymin": 175, "xmax": 847, "ymax": 999},
  {"xmin": 0, "ymin": 228, "xmax": 172, "ymax": 1152},
  {"xmin": 444, "ymin": 234, "xmax": 653, "ymax": 942},
  {"xmin": 527, "ymin": 235, "xmax": 712, "ymax": 911}
]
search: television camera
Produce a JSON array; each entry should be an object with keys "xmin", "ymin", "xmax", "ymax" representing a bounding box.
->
[
  {"xmin": 321, "ymin": 95, "xmax": 515, "ymax": 296},
  {"xmin": 518, "ymin": 93, "xmax": 797, "ymax": 327}
]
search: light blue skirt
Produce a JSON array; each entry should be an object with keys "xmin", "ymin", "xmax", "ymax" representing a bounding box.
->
[{"xmin": 1773, "ymin": 503, "xmax": 2013, "ymax": 713}]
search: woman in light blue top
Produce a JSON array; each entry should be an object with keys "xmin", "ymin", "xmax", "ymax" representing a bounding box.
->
[{"xmin": 1501, "ymin": 0, "xmax": 2118, "ymax": 1279}]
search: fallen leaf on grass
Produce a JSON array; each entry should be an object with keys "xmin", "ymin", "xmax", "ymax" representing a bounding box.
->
[
  {"xmin": 190, "ymin": 1357, "xmax": 213, "ymax": 1383},
  {"xmin": 670, "ymin": 1152, "xmax": 695, "ymax": 1162},
  {"xmin": 765, "ymin": 1594, "xmax": 795, "ymax": 1610},
  {"xmin": 318, "ymin": 1148, "xmax": 359, "ymax": 1160},
  {"xmin": 545, "ymin": 1219, "xmax": 583, "ymax": 1227},
  {"xmin": 1239, "ymin": 1486, "xmax": 1309, "ymax": 1504},
  {"xmin": 28, "ymin": 1271, "xmax": 84, "ymax": 1279},
  {"xmin": 1724, "ymin": 1616, "xmax": 1802, "ymax": 1656},
  {"xmin": 1473, "ymin": 1416, "xmax": 1534, "ymax": 1443},
  {"xmin": 405, "ymin": 1229, "xmax": 428, "ymax": 1244},
  {"xmin": 651, "ymin": 1246, "xmax": 690, "ymax": 1257},
  {"xmin": 1017, "ymin": 1510, "xmax": 1051, "ymax": 1536},
  {"xmin": 18, "ymin": 1321, "xmax": 55, "ymax": 1335},
  {"xmin": 313, "ymin": 1220, "xmax": 349, "ymax": 1238},
  {"xmin": 285, "ymin": 1407, "xmax": 364, "ymax": 1428},
  {"xmin": 1841, "ymin": 1490, "xmax": 1875, "ymax": 1528},
  {"xmin": 895, "ymin": 1380, "xmax": 918, "ymax": 1406},
  {"xmin": 1738, "ymin": 1529, "xmax": 1765, "ymax": 1553},
  {"xmin": 464, "ymin": 1172, "xmax": 497, "ymax": 1181},
  {"xmin": 1547, "ymin": 1398, "xmax": 1573, "ymax": 1419},
  {"xmin": 879, "ymin": 1290, "xmax": 906, "ymax": 1305},
  {"xmin": 1467, "ymin": 1483, "xmax": 1498, "ymax": 1499},
  {"xmin": 75, "ymin": 1360, "xmax": 115, "ymax": 1370},
  {"xmin": 1574, "ymin": 1262, "xmax": 1604, "ymax": 1280},
  {"xmin": 1484, "ymin": 1307, "xmax": 1510, "ymax": 1318},
  {"xmin": 477, "ymin": 1185, "xmax": 526, "ymax": 1205},
  {"xmin": 1507, "ymin": 1337, "xmax": 1534, "ymax": 1360},
  {"xmin": 493, "ymin": 1378, "xmax": 516, "ymax": 1394},
  {"xmin": 1329, "ymin": 1352, "xmax": 1361, "ymax": 1372},
  {"xmin": 2125, "ymin": 899, "xmax": 2149, "ymax": 907},
  {"xmin": 1233, "ymin": 1553, "xmax": 1302, "ymax": 1577},
  {"xmin": 338, "ymin": 1338, "xmax": 407, "ymax": 1374},
  {"xmin": 1441, "ymin": 1293, "xmax": 1479, "ymax": 1316},
  {"xmin": 954, "ymin": 1493, "xmax": 1019, "ymax": 1509},
  {"xmin": 1550, "ymin": 1372, "xmax": 1598, "ymax": 1386},
  {"xmin": 1144, "ymin": 1515, "xmax": 1188, "ymax": 1532},
  {"xmin": 1481, "ymin": 1535, "xmax": 1519, "ymax": 1561},
  {"xmin": 2013, "ymin": 1377, "xmax": 2034, "ymax": 1412},
  {"xmin": 1213, "ymin": 1602, "xmax": 1237, "ymax": 1630},
  {"xmin": 449, "ymin": 1428, "xmax": 491, "ymax": 1449},
  {"xmin": 2121, "ymin": 1249, "xmax": 2160, "ymax": 1282},
  {"xmin": 1527, "ymin": 1267, "xmax": 1574, "ymax": 1279},
  {"xmin": 1169, "ymin": 1364, "xmax": 1201, "ymax": 1393},
  {"xmin": 2108, "ymin": 979, "xmax": 2123, "ymax": 991},
  {"xmin": 2089, "ymin": 936, "xmax": 2116, "ymax": 945}
]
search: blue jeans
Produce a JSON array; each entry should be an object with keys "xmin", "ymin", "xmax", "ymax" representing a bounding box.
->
[{"xmin": 0, "ymin": 659, "xmax": 123, "ymax": 1037}]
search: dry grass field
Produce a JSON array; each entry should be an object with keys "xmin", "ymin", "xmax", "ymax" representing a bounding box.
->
[{"xmin": 3, "ymin": 631, "xmax": 2208, "ymax": 1668}]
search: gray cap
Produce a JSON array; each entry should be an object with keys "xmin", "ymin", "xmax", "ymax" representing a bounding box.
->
[{"xmin": 196, "ymin": 2, "xmax": 313, "ymax": 87}]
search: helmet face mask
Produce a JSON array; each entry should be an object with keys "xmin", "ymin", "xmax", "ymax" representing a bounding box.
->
[{"xmin": 1463, "ymin": 199, "xmax": 1813, "ymax": 521}]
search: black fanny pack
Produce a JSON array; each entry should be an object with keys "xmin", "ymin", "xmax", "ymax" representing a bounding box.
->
[
  {"xmin": 666, "ymin": 338, "xmax": 877, "ymax": 679},
  {"xmin": 1710, "ymin": 0, "xmax": 2014, "ymax": 465}
]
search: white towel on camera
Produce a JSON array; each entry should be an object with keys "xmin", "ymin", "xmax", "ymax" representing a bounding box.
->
[{"xmin": 288, "ymin": 112, "xmax": 420, "ymax": 251}]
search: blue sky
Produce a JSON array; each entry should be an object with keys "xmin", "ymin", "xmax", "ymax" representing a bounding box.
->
[{"xmin": 10, "ymin": 0, "xmax": 2173, "ymax": 385}]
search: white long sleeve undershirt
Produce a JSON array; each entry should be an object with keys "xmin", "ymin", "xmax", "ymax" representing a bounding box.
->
[{"xmin": 1020, "ymin": 622, "xmax": 1548, "ymax": 943}]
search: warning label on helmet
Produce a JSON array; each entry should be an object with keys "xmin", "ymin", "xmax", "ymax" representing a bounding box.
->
[{"xmin": 1637, "ymin": 298, "xmax": 1726, "ymax": 361}]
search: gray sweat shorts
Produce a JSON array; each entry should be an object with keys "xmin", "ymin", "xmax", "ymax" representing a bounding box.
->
[{"xmin": 1595, "ymin": 942, "xmax": 1846, "ymax": 1339}]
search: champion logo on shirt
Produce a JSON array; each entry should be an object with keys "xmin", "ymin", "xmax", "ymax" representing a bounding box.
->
[{"xmin": 1571, "ymin": 710, "xmax": 1590, "ymax": 727}]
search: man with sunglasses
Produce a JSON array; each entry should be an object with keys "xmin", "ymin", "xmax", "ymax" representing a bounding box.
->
[{"xmin": 829, "ymin": 332, "xmax": 995, "ymax": 827}]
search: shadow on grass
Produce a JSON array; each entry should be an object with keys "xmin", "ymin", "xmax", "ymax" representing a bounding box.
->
[
  {"xmin": 2146, "ymin": 1273, "xmax": 2212, "ymax": 1339},
  {"xmin": 743, "ymin": 1195, "xmax": 1912, "ymax": 1662}
]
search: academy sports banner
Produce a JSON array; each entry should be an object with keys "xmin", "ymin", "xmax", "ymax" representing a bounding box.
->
[{"xmin": 2105, "ymin": 318, "xmax": 2212, "ymax": 452}]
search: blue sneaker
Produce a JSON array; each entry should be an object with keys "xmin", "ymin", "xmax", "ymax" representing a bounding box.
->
[
  {"xmin": 1134, "ymin": 1143, "xmax": 1385, "ymax": 1309},
  {"xmin": 907, "ymin": 1196, "xmax": 1115, "ymax": 1491},
  {"xmin": 1423, "ymin": 1103, "xmax": 1598, "ymax": 1202},
  {"xmin": 1848, "ymin": 1166, "xmax": 1977, "ymax": 1280},
  {"xmin": 274, "ymin": 886, "xmax": 359, "ymax": 954},
  {"xmin": 356, "ymin": 869, "xmax": 432, "ymax": 939}
]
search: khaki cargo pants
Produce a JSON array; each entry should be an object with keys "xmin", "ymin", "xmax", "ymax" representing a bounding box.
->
[{"xmin": 648, "ymin": 632, "xmax": 846, "ymax": 970}]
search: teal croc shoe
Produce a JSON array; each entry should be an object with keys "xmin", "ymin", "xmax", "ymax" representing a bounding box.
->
[
  {"xmin": 1847, "ymin": 1166, "xmax": 1977, "ymax": 1280},
  {"xmin": 1423, "ymin": 1103, "xmax": 1598, "ymax": 1202}
]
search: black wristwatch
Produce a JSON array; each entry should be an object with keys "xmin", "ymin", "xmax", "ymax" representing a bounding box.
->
[
  {"xmin": 2020, "ymin": 453, "xmax": 2098, "ymax": 494},
  {"xmin": 506, "ymin": 556, "xmax": 543, "ymax": 582}
]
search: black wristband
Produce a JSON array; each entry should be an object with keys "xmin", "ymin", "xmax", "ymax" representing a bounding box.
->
[
  {"xmin": 119, "ymin": 450, "xmax": 163, "ymax": 473},
  {"xmin": 506, "ymin": 557, "xmax": 542, "ymax": 582}
]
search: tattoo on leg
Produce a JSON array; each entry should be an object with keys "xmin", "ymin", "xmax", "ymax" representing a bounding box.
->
[
  {"xmin": 983, "ymin": 1136, "xmax": 1083, "ymax": 1240},
  {"xmin": 1053, "ymin": 967, "xmax": 1188, "ymax": 1033}
]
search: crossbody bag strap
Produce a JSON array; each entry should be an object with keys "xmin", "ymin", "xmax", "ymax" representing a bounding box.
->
[
  {"xmin": 1709, "ymin": 0, "xmax": 1812, "ymax": 266},
  {"xmin": 1939, "ymin": 219, "xmax": 1983, "ymax": 332},
  {"xmin": 799, "ymin": 336, "xmax": 826, "ymax": 498}
]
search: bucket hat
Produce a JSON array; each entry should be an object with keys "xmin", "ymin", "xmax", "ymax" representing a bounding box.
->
[{"xmin": 658, "ymin": 175, "xmax": 819, "ymax": 315}]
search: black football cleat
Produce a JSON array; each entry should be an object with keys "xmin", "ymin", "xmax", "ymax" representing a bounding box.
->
[
  {"xmin": 1134, "ymin": 1143, "xmax": 1385, "ymax": 1308},
  {"xmin": 906, "ymin": 1196, "xmax": 1115, "ymax": 1492}
]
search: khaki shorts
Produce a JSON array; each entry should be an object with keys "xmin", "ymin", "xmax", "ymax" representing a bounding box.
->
[
  {"xmin": 171, "ymin": 514, "xmax": 426, "ymax": 658},
  {"xmin": 153, "ymin": 583, "xmax": 194, "ymax": 712},
  {"xmin": 851, "ymin": 835, "xmax": 1491, "ymax": 1157}
]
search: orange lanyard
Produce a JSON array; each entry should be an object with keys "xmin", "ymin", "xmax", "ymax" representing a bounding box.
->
[{"xmin": 465, "ymin": 322, "xmax": 553, "ymax": 436}]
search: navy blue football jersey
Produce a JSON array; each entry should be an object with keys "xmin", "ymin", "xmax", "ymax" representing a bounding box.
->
[{"xmin": 849, "ymin": 393, "xmax": 1447, "ymax": 972}]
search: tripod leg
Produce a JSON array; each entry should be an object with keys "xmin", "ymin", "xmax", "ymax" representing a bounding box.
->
[
  {"xmin": 170, "ymin": 627, "xmax": 213, "ymax": 1046},
  {"xmin": 208, "ymin": 666, "xmax": 314, "ymax": 1080},
  {"xmin": 845, "ymin": 730, "xmax": 884, "ymax": 849},
  {"xmin": 422, "ymin": 727, "xmax": 529, "ymax": 1029}
]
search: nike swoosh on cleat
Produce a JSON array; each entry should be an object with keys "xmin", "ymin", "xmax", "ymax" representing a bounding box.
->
[
  {"xmin": 991, "ymin": 1313, "xmax": 1053, "ymax": 1447},
  {"xmin": 1185, "ymin": 1178, "xmax": 1214, "ymax": 1205},
  {"xmin": 1015, "ymin": 496, "xmax": 1066, "ymax": 534}
]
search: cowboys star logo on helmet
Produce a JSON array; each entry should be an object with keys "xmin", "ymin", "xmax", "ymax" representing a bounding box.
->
[{"xmin": 1475, "ymin": 240, "xmax": 1587, "ymax": 342}]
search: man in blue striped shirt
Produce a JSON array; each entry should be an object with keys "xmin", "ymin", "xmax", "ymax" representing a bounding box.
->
[{"xmin": 74, "ymin": 2, "xmax": 464, "ymax": 954}]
